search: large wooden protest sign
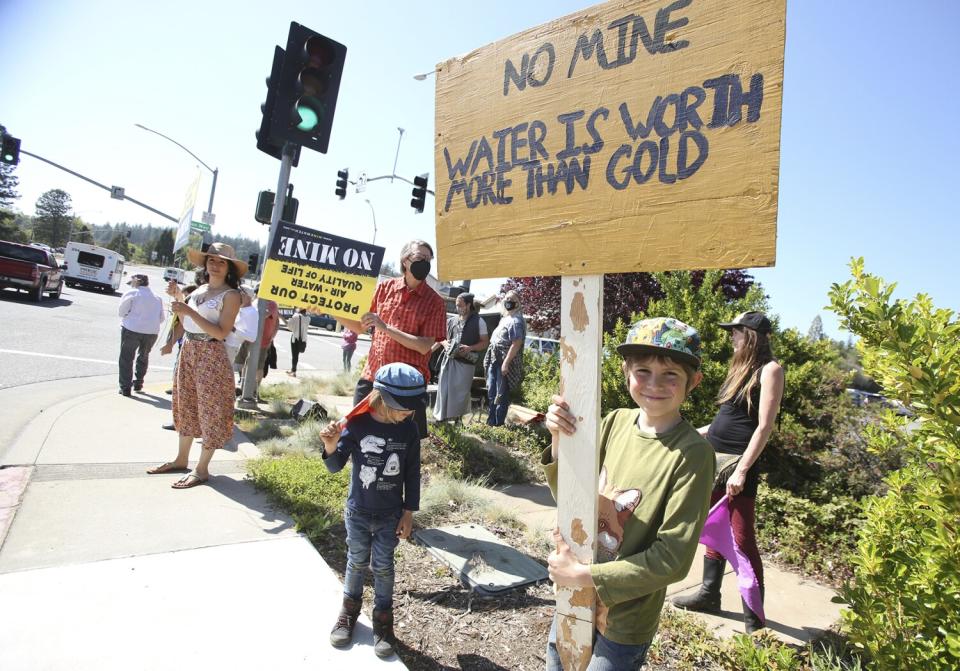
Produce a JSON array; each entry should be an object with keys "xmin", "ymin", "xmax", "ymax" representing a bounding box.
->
[
  {"xmin": 258, "ymin": 221, "xmax": 385, "ymax": 321},
  {"xmin": 433, "ymin": 1, "xmax": 785, "ymax": 668},
  {"xmin": 434, "ymin": 0, "xmax": 785, "ymax": 281}
]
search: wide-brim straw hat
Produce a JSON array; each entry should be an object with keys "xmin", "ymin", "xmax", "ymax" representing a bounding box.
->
[{"xmin": 187, "ymin": 242, "xmax": 248, "ymax": 278}]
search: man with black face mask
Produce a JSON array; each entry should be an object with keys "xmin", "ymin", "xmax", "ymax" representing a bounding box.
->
[{"xmin": 336, "ymin": 240, "xmax": 447, "ymax": 438}]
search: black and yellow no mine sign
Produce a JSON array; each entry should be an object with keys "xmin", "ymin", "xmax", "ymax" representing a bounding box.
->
[{"xmin": 258, "ymin": 221, "xmax": 385, "ymax": 321}]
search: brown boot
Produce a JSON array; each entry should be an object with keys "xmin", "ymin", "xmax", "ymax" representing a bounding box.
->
[
  {"xmin": 329, "ymin": 596, "xmax": 361, "ymax": 648},
  {"xmin": 372, "ymin": 608, "xmax": 397, "ymax": 658}
]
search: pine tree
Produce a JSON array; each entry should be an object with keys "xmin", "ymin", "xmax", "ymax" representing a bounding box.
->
[
  {"xmin": 33, "ymin": 189, "xmax": 74, "ymax": 247},
  {"xmin": 807, "ymin": 314, "xmax": 825, "ymax": 342}
]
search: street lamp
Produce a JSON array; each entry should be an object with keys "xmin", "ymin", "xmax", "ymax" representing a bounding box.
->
[
  {"xmin": 413, "ymin": 70, "xmax": 436, "ymax": 81},
  {"xmin": 364, "ymin": 199, "xmax": 377, "ymax": 245},
  {"xmin": 134, "ymin": 123, "xmax": 219, "ymax": 222}
]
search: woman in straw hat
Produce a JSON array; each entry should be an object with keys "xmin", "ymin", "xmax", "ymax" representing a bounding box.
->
[{"xmin": 147, "ymin": 243, "xmax": 246, "ymax": 489}]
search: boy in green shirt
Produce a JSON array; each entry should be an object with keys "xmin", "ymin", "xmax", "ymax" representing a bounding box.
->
[{"xmin": 543, "ymin": 317, "xmax": 716, "ymax": 670}]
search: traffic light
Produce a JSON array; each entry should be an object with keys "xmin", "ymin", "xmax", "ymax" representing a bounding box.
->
[
  {"xmin": 248, "ymin": 253, "xmax": 260, "ymax": 275},
  {"xmin": 335, "ymin": 169, "xmax": 348, "ymax": 200},
  {"xmin": 271, "ymin": 23, "xmax": 347, "ymax": 155},
  {"xmin": 255, "ymin": 189, "xmax": 299, "ymax": 224},
  {"xmin": 256, "ymin": 46, "xmax": 301, "ymax": 167},
  {"xmin": 1, "ymin": 132, "xmax": 20, "ymax": 165},
  {"xmin": 411, "ymin": 174, "xmax": 428, "ymax": 213}
]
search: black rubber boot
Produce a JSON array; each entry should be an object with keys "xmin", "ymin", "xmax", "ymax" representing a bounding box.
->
[
  {"xmin": 372, "ymin": 608, "xmax": 397, "ymax": 658},
  {"xmin": 672, "ymin": 557, "xmax": 725, "ymax": 614},
  {"xmin": 329, "ymin": 596, "xmax": 361, "ymax": 648},
  {"xmin": 743, "ymin": 586, "xmax": 765, "ymax": 634}
]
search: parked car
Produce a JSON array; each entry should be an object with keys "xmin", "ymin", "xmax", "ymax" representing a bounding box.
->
[
  {"xmin": 163, "ymin": 267, "xmax": 186, "ymax": 284},
  {"xmin": 0, "ymin": 239, "xmax": 64, "ymax": 301},
  {"xmin": 525, "ymin": 336, "xmax": 560, "ymax": 356},
  {"xmin": 309, "ymin": 312, "xmax": 338, "ymax": 331},
  {"xmin": 277, "ymin": 308, "xmax": 337, "ymax": 332},
  {"xmin": 62, "ymin": 241, "xmax": 125, "ymax": 293}
]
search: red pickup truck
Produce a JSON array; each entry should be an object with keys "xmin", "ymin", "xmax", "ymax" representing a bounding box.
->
[{"xmin": 0, "ymin": 240, "xmax": 64, "ymax": 302}]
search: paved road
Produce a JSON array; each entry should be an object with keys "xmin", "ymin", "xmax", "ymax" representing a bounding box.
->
[
  {"xmin": 0, "ymin": 262, "xmax": 368, "ymax": 450},
  {"xmin": 0, "ymin": 263, "xmax": 368, "ymax": 390}
]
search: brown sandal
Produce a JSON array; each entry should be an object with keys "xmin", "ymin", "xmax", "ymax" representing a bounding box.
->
[
  {"xmin": 172, "ymin": 473, "xmax": 209, "ymax": 489},
  {"xmin": 146, "ymin": 462, "xmax": 189, "ymax": 475}
]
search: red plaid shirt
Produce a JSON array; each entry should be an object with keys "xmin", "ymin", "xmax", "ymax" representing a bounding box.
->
[{"xmin": 361, "ymin": 277, "xmax": 447, "ymax": 382}]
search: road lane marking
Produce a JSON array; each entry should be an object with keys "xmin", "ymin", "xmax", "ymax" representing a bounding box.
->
[{"xmin": 0, "ymin": 349, "xmax": 174, "ymax": 370}]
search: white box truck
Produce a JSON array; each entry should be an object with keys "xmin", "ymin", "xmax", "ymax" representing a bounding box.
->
[{"xmin": 62, "ymin": 242, "xmax": 125, "ymax": 293}]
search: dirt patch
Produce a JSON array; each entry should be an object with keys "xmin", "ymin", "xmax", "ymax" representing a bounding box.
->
[{"xmin": 315, "ymin": 517, "xmax": 554, "ymax": 670}]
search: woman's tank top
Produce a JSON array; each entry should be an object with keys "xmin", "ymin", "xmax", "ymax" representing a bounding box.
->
[
  {"xmin": 182, "ymin": 286, "xmax": 231, "ymax": 334},
  {"xmin": 706, "ymin": 377, "xmax": 763, "ymax": 496}
]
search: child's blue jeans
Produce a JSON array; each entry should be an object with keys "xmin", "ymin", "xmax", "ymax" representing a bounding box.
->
[
  {"xmin": 546, "ymin": 615, "xmax": 650, "ymax": 670},
  {"xmin": 342, "ymin": 506, "xmax": 402, "ymax": 610}
]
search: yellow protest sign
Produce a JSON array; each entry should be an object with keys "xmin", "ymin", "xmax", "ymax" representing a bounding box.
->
[
  {"xmin": 434, "ymin": 0, "xmax": 786, "ymax": 280},
  {"xmin": 258, "ymin": 222, "xmax": 385, "ymax": 320}
]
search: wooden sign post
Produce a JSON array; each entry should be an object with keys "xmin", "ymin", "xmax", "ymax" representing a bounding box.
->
[
  {"xmin": 555, "ymin": 275, "xmax": 603, "ymax": 668},
  {"xmin": 433, "ymin": 1, "xmax": 785, "ymax": 667}
]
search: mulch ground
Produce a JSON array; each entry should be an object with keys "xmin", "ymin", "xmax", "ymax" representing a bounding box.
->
[{"xmin": 315, "ymin": 520, "xmax": 555, "ymax": 670}]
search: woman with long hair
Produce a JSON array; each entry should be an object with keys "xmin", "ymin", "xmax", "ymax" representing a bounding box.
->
[
  {"xmin": 147, "ymin": 243, "xmax": 246, "ymax": 489},
  {"xmin": 433, "ymin": 292, "xmax": 489, "ymax": 422},
  {"xmin": 672, "ymin": 311, "xmax": 784, "ymax": 633},
  {"xmin": 482, "ymin": 290, "xmax": 525, "ymax": 426}
]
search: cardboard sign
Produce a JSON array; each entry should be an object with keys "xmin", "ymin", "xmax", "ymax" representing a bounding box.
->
[
  {"xmin": 258, "ymin": 221, "xmax": 385, "ymax": 321},
  {"xmin": 434, "ymin": 0, "xmax": 786, "ymax": 280}
]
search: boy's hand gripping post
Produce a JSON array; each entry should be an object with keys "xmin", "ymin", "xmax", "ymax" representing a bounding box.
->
[{"xmin": 555, "ymin": 275, "xmax": 603, "ymax": 671}]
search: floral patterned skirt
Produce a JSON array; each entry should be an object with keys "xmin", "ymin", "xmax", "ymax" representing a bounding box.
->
[{"xmin": 173, "ymin": 339, "xmax": 234, "ymax": 450}]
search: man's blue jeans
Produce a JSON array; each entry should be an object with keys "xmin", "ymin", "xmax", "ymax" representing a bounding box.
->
[
  {"xmin": 343, "ymin": 506, "xmax": 402, "ymax": 610},
  {"xmin": 546, "ymin": 616, "xmax": 650, "ymax": 670},
  {"xmin": 486, "ymin": 363, "xmax": 510, "ymax": 426}
]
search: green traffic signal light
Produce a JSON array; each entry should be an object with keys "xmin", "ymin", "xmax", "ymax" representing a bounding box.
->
[
  {"xmin": 270, "ymin": 22, "xmax": 346, "ymax": 155},
  {"xmin": 296, "ymin": 105, "xmax": 319, "ymax": 131}
]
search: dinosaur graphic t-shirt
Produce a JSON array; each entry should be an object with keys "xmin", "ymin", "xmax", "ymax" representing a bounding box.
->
[
  {"xmin": 323, "ymin": 413, "xmax": 421, "ymax": 513},
  {"xmin": 543, "ymin": 408, "xmax": 715, "ymax": 646}
]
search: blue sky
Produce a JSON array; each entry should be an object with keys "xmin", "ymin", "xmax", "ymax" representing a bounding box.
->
[{"xmin": 2, "ymin": 0, "xmax": 958, "ymax": 338}]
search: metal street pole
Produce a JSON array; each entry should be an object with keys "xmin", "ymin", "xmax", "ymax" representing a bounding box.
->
[
  {"xmin": 239, "ymin": 143, "xmax": 295, "ymax": 407},
  {"xmin": 390, "ymin": 127, "xmax": 404, "ymax": 183},
  {"xmin": 135, "ymin": 123, "xmax": 219, "ymax": 218},
  {"xmin": 364, "ymin": 199, "xmax": 377, "ymax": 245},
  {"xmin": 21, "ymin": 149, "xmax": 178, "ymax": 223}
]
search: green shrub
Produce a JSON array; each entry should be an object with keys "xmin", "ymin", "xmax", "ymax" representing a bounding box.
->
[
  {"xmin": 828, "ymin": 258, "xmax": 960, "ymax": 670},
  {"xmin": 246, "ymin": 454, "xmax": 350, "ymax": 543},
  {"xmin": 722, "ymin": 632, "xmax": 805, "ymax": 670},
  {"xmin": 754, "ymin": 483, "xmax": 862, "ymax": 583},
  {"xmin": 518, "ymin": 348, "xmax": 560, "ymax": 412},
  {"xmin": 426, "ymin": 422, "xmax": 534, "ymax": 485}
]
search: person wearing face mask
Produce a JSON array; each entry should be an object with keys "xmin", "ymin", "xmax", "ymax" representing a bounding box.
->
[
  {"xmin": 433, "ymin": 292, "xmax": 489, "ymax": 422},
  {"xmin": 482, "ymin": 290, "xmax": 526, "ymax": 426},
  {"xmin": 335, "ymin": 239, "xmax": 446, "ymax": 439}
]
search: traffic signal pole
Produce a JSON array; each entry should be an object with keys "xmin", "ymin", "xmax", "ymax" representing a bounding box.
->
[
  {"xmin": 238, "ymin": 142, "xmax": 295, "ymax": 408},
  {"xmin": 20, "ymin": 149, "xmax": 178, "ymax": 223}
]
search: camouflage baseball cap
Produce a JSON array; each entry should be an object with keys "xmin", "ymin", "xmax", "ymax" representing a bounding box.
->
[{"xmin": 616, "ymin": 317, "xmax": 702, "ymax": 369}]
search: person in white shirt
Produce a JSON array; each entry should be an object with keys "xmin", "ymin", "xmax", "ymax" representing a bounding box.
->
[
  {"xmin": 286, "ymin": 308, "xmax": 310, "ymax": 377},
  {"xmin": 225, "ymin": 287, "xmax": 258, "ymax": 368},
  {"xmin": 117, "ymin": 273, "xmax": 165, "ymax": 396}
]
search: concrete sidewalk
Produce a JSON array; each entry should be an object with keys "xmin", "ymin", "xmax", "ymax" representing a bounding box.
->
[{"xmin": 0, "ymin": 380, "xmax": 405, "ymax": 670}]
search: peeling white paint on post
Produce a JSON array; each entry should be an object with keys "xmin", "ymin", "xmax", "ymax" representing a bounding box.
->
[{"xmin": 556, "ymin": 274, "xmax": 602, "ymax": 671}]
